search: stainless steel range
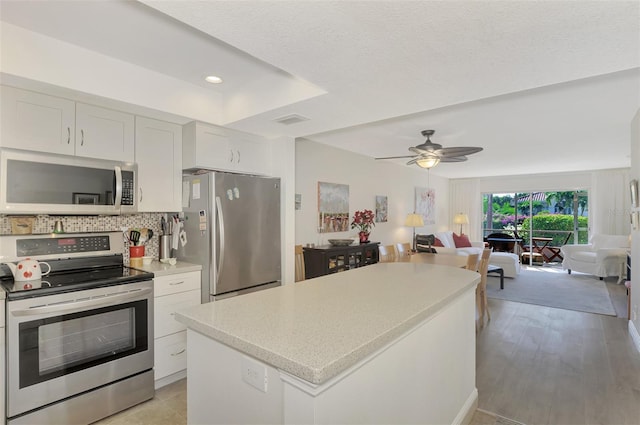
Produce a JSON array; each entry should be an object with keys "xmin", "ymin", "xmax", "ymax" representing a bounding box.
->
[{"xmin": 0, "ymin": 232, "xmax": 155, "ymax": 425}]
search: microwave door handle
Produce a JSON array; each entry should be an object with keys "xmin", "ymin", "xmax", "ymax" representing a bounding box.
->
[
  {"xmin": 10, "ymin": 287, "xmax": 152, "ymax": 317},
  {"xmin": 215, "ymin": 196, "xmax": 225, "ymax": 287},
  {"xmin": 114, "ymin": 165, "xmax": 123, "ymax": 207}
]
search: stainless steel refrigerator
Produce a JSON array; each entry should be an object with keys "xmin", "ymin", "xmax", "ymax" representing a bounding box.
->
[{"xmin": 179, "ymin": 172, "xmax": 281, "ymax": 302}]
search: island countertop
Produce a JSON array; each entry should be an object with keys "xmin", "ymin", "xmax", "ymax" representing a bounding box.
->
[{"xmin": 174, "ymin": 262, "xmax": 479, "ymax": 385}]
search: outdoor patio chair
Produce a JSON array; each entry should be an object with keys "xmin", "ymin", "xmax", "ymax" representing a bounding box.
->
[{"xmin": 546, "ymin": 232, "xmax": 572, "ymax": 263}]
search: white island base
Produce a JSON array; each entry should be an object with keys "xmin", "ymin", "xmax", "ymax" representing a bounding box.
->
[{"xmin": 185, "ymin": 281, "xmax": 477, "ymax": 425}]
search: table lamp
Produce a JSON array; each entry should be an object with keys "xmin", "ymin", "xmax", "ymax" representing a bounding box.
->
[
  {"xmin": 405, "ymin": 213, "xmax": 424, "ymax": 251},
  {"xmin": 453, "ymin": 213, "xmax": 469, "ymax": 235}
]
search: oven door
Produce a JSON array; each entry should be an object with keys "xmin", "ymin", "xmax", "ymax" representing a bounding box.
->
[{"xmin": 6, "ymin": 280, "xmax": 154, "ymax": 418}]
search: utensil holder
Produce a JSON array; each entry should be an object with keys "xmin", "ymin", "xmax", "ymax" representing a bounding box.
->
[
  {"xmin": 129, "ymin": 245, "xmax": 145, "ymax": 258},
  {"xmin": 159, "ymin": 235, "xmax": 171, "ymax": 260}
]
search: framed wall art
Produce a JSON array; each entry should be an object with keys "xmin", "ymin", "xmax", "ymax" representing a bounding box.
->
[
  {"xmin": 415, "ymin": 187, "xmax": 435, "ymax": 225},
  {"xmin": 317, "ymin": 182, "xmax": 350, "ymax": 233},
  {"xmin": 375, "ymin": 195, "xmax": 388, "ymax": 222}
]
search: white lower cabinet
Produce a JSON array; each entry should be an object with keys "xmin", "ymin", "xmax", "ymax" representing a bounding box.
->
[
  {"xmin": 154, "ymin": 331, "xmax": 188, "ymax": 381},
  {"xmin": 153, "ymin": 271, "xmax": 201, "ymax": 389}
]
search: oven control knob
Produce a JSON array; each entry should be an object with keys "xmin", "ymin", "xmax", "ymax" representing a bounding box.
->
[{"xmin": 23, "ymin": 283, "xmax": 32, "ymax": 290}]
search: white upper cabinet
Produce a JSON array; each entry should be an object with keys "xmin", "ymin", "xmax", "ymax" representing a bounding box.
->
[
  {"xmin": 135, "ymin": 117, "xmax": 182, "ymax": 212},
  {"xmin": 1, "ymin": 86, "xmax": 134, "ymax": 162},
  {"xmin": 182, "ymin": 121, "xmax": 272, "ymax": 176},
  {"xmin": 1, "ymin": 85, "xmax": 76, "ymax": 155},
  {"xmin": 76, "ymin": 103, "xmax": 134, "ymax": 162}
]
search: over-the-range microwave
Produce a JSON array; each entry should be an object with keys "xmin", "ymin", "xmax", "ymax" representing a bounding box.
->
[{"xmin": 0, "ymin": 148, "xmax": 137, "ymax": 215}]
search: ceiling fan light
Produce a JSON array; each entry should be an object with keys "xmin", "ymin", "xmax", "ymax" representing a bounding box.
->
[{"xmin": 415, "ymin": 156, "xmax": 440, "ymax": 169}]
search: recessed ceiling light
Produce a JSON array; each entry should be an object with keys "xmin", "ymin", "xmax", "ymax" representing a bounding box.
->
[{"xmin": 205, "ymin": 75, "xmax": 223, "ymax": 84}]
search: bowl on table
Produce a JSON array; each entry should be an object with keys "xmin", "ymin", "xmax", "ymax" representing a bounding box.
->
[{"xmin": 328, "ymin": 239, "xmax": 355, "ymax": 246}]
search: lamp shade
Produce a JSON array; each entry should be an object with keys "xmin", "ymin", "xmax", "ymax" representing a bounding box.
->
[
  {"xmin": 453, "ymin": 213, "xmax": 469, "ymax": 225},
  {"xmin": 405, "ymin": 213, "xmax": 424, "ymax": 227}
]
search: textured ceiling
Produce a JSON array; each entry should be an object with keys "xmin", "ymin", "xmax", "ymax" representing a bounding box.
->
[{"xmin": 2, "ymin": 0, "xmax": 639, "ymax": 178}]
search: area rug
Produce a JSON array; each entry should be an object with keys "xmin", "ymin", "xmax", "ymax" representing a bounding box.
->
[{"xmin": 486, "ymin": 266, "xmax": 617, "ymax": 316}]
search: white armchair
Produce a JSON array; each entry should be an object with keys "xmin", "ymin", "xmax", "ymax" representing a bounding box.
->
[{"xmin": 561, "ymin": 234, "xmax": 630, "ymax": 280}]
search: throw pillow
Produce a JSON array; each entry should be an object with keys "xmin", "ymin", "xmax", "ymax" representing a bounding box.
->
[
  {"xmin": 453, "ymin": 232, "xmax": 472, "ymax": 248},
  {"xmin": 433, "ymin": 237, "xmax": 444, "ymax": 247}
]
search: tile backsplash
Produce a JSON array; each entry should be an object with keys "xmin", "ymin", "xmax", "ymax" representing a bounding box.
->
[{"xmin": 0, "ymin": 213, "xmax": 167, "ymax": 261}]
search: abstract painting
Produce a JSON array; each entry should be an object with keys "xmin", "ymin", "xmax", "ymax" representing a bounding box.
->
[
  {"xmin": 375, "ymin": 195, "xmax": 388, "ymax": 222},
  {"xmin": 415, "ymin": 187, "xmax": 435, "ymax": 225},
  {"xmin": 318, "ymin": 182, "xmax": 350, "ymax": 233}
]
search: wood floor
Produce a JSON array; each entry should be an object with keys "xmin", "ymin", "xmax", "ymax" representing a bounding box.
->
[
  {"xmin": 95, "ymin": 276, "xmax": 640, "ymax": 425},
  {"xmin": 476, "ymin": 279, "xmax": 640, "ymax": 425}
]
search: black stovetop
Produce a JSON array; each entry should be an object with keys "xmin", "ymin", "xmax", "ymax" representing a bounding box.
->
[{"xmin": 0, "ymin": 255, "xmax": 154, "ymax": 300}]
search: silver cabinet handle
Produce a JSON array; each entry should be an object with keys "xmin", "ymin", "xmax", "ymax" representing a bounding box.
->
[
  {"xmin": 67, "ymin": 127, "xmax": 70, "ymax": 144},
  {"xmin": 229, "ymin": 149, "xmax": 234, "ymax": 163},
  {"xmin": 81, "ymin": 129, "xmax": 84, "ymax": 146},
  {"xmin": 11, "ymin": 287, "xmax": 152, "ymax": 316},
  {"xmin": 215, "ymin": 196, "xmax": 225, "ymax": 287},
  {"xmin": 114, "ymin": 165, "xmax": 122, "ymax": 207},
  {"xmin": 169, "ymin": 281, "xmax": 184, "ymax": 286},
  {"xmin": 139, "ymin": 188, "xmax": 143, "ymax": 203},
  {"xmin": 171, "ymin": 348, "xmax": 186, "ymax": 356},
  {"xmin": 236, "ymin": 149, "xmax": 240, "ymax": 163}
]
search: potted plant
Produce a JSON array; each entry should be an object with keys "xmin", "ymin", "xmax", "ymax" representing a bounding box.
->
[{"xmin": 351, "ymin": 209, "xmax": 375, "ymax": 243}]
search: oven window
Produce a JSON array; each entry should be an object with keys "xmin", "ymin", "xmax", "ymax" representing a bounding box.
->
[{"xmin": 19, "ymin": 300, "xmax": 148, "ymax": 388}]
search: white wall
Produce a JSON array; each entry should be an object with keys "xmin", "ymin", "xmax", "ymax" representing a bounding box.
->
[
  {"xmin": 295, "ymin": 139, "xmax": 450, "ymax": 247},
  {"xmin": 271, "ymin": 136, "xmax": 297, "ymax": 284},
  {"xmin": 629, "ymin": 108, "xmax": 640, "ymax": 348}
]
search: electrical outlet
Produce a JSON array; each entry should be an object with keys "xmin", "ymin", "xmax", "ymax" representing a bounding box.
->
[{"xmin": 241, "ymin": 356, "xmax": 268, "ymax": 392}]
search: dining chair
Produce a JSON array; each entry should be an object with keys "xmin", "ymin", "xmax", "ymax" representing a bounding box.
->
[
  {"xmin": 294, "ymin": 245, "xmax": 306, "ymax": 282},
  {"xmin": 395, "ymin": 242, "xmax": 412, "ymax": 258},
  {"xmin": 378, "ymin": 244, "xmax": 397, "ymax": 263},
  {"xmin": 465, "ymin": 253, "xmax": 479, "ymax": 271},
  {"xmin": 476, "ymin": 248, "xmax": 492, "ymax": 330}
]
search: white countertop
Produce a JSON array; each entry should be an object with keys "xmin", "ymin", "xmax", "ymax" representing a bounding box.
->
[
  {"xmin": 175, "ymin": 262, "xmax": 479, "ymax": 384},
  {"xmin": 129, "ymin": 260, "xmax": 202, "ymax": 277}
]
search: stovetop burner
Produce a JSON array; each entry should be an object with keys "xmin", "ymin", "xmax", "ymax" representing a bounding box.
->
[
  {"xmin": 0, "ymin": 232, "xmax": 155, "ymax": 300},
  {"xmin": 1, "ymin": 265, "xmax": 153, "ymax": 300}
]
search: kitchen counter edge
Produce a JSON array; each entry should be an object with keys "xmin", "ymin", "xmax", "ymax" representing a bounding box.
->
[{"xmin": 129, "ymin": 260, "xmax": 202, "ymax": 277}]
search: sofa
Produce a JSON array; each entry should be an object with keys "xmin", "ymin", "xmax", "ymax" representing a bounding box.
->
[
  {"xmin": 416, "ymin": 231, "xmax": 484, "ymax": 256},
  {"xmin": 561, "ymin": 233, "xmax": 630, "ymax": 280},
  {"xmin": 416, "ymin": 231, "xmax": 521, "ymax": 278}
]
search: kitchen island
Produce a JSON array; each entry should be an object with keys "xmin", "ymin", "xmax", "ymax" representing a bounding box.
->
[{"xmin": 175, "ymin": 262, "xmax": 480, "ymax": 425}]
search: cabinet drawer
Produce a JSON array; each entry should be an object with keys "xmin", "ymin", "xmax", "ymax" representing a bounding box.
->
[
  {"xmin": 154, "ymin": 289, "xmax": 200, "ymax": 338},
  {"xmin": 154, "ymin": 331, "xmax": 187, "ymax": 380},
  {"xmin": 154, "ymin": 271, "xmax": 200, "ymax": 297}
]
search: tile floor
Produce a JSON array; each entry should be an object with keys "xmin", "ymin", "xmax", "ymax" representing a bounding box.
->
[{"xmin": 93, "ymin": 379, "xmax": 186, "ymax": 425}]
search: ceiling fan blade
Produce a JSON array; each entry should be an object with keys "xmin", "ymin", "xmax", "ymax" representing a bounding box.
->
[
  {"xmin": 374, "ymin": 155, "xmax": 416, "ymax": 160},
  {"xmin": 436, "ymin": 147, "xmax": 483, "ymax": 157},
  {"xmin": 439, "ymin": 156, "xmax": 468, "ymax": 163},
  {"xmin": 410, "ymin": 142, "xmax": 442, "ymax": 154}
]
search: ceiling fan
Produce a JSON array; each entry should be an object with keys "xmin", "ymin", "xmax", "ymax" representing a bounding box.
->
[{"xmin": 375, "ymin": 130, "xmax": 483, "ymax": 169}]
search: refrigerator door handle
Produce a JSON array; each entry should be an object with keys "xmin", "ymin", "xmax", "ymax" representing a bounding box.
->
[{"xmin": 215, "ymin": 196, "xmax": 225, "ymax": 286}]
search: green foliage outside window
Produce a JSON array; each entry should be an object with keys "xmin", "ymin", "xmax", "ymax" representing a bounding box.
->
[{"xmin": 519, "ymin": 213, "xmax": 588, "ymax": 245}]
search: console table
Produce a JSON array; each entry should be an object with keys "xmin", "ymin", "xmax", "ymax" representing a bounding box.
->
[{"xmin": 303, "ymin": 242, "xmax": 380, "ymax": 279}]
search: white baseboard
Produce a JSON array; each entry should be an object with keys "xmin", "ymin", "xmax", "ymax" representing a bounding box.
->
[
  {"xmin": 454, "ymin": 388, "xmax": 478, "ymax": 425},
  {"xmin": 154, "ymin": 369, "xmax": 186, "ymax": 390},
  {"xmin": 629, "ymin": 320, "xmax": 640, "ymax": 353}
]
